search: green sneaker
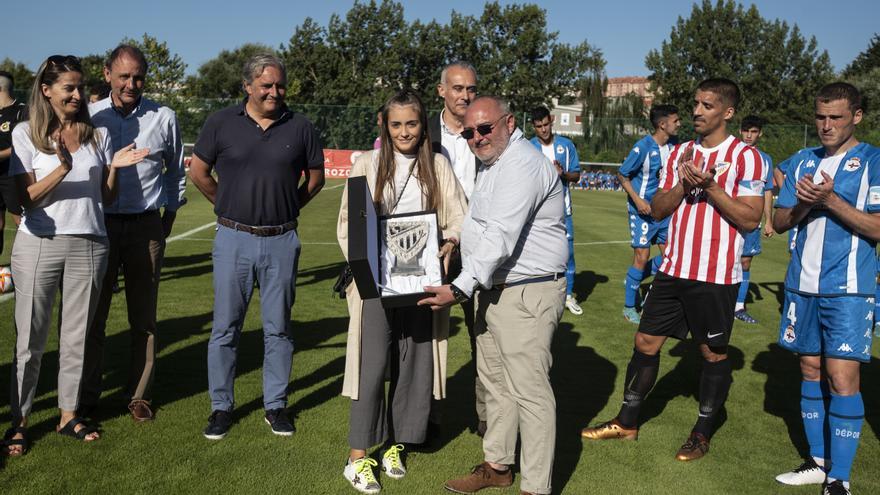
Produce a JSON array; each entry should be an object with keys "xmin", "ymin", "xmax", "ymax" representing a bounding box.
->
[
  {"xmin": 344, "ymin": 457, "xmax": 381, "ymax": 494},
  {"xmin": 381, "ymin": 444, "xmax": 406, "ymax": 479},
  {"xmin": 623, "ymin": 306, "xmax": 641, "ymax": 324}
]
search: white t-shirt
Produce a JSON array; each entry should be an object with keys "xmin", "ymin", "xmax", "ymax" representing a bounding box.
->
[
  {"xmin": 541, "ymin": 142, "xmax": 555, "ymax": 163},
  {"xmin": 10, "ymin": 123, "xmax": 112, "ymax": 236},
  {"xmin": 390, "ymin": 151, "xmax": 423, "ymax": 214}
]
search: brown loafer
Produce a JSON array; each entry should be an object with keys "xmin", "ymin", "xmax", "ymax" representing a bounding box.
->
[
  {"xmin": 129, "ymin": 400, "xmax": 154, "ymax": 422},
  {"xmin": 444, "ymin": 462, "xmax": 513, "ymax": 493},
  {"xmin": 675, "ymin": 431, "xmax": 709, "ymax": 461}
]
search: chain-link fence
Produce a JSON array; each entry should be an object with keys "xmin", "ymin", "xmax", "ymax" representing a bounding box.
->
[{"xmin": 10, "ymin": 91, "xmax": 879, "ymax": 166}]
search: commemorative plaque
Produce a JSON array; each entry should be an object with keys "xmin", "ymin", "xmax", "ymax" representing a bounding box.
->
[{"xmin": 347, "ymin": 176, "xmax": 445, "ymax": 307}]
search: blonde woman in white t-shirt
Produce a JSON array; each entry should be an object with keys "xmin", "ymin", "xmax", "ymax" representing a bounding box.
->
[
  {"xmin": 337, "ymin": 90, "xmax": 466, "ymax": 493},
  {"xmin": 4, "ymin": 55, "xmax": 147, "ymax": 456}
]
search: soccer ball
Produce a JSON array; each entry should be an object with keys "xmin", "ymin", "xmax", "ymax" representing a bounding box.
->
[{"xmin": 0, "ymin": 266, "xmax": 13, "ymax": 294}]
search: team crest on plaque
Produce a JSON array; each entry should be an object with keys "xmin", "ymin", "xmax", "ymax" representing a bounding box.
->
[{"xmin": 386, "ymin": 220, "xmax": 430, "ymax": 276}]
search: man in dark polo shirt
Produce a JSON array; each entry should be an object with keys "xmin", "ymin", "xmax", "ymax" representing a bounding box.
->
[
  {"xmin": 0, "ymin": 70, "xmax": 26, "ymax": 257},
  {"xmin": 189, "ymin": 54, "xmax": 325, "ymax": 440}
]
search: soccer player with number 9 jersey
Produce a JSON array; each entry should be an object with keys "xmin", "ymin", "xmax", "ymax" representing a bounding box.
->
[{"xmin": 772, "ymin": 83, "xmax": 878, "ymax": 495}]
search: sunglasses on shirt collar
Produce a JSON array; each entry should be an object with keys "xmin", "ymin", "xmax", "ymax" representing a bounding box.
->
[{"xmin": 460, "ymin": 114, "xmax": 509, "ymax": 140}]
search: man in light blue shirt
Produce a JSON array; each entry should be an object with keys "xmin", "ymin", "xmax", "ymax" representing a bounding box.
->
[
  {"xmin": 81, "ymin": 44, "xmax": 186, "ymax": 422},
  {"xmin": 422, "ymin": 96, "xmax": 567, "ymax": 495}
]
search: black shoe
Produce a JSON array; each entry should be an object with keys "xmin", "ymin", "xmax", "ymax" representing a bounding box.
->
[
  {"xmin": 823, "ymin": 480, "xmax": 851, "ymax": 495},
  {"xmin": 203, "ymin": 410, "xmax": 232, "ymax": 440},
  {"xmin": 264, "ymin": 408, "xmax": 295, "ymax": 436}
]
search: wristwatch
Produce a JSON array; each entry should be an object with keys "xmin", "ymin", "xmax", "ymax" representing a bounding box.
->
[{"xmin": 450, "ymin": 284, "xmax": 470, "ymax": 304}]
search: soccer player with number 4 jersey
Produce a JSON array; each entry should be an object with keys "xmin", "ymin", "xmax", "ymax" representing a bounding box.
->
[
  {"xmin": 582, "ymin": 78, "xmax": 767, "ymax": 462},
  {"xmin": 772, "ymin": 83, "xmax": 878, "ymax": 495}
]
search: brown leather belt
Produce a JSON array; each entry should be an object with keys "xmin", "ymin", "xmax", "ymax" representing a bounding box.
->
[
  {"xmin": 490, "ymin": 272, "xmax": 565, "ymax": 291},
  {"xmin": 217, "ymin": 217, "xmax": 298, "ymax": 237}
]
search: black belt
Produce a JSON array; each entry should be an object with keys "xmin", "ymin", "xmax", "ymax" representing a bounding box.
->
[
  {"xmin": 217, "ymin": 217, "xmax": 298, "ymax": 237},
  {"xmin": 105, "ymin": 210, "xmax": 160, "ymax": 220},
  {"xmin": 489, "ymin": 272, "xmax": 565, "ymax": 291}
]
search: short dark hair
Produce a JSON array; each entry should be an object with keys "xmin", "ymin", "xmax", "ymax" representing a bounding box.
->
[
  {"xmin": 106, "ymin": 44, "xmax": 149, "ymax": 72},
  {"xmin": 740, "ymin": 115, "xmax": 765, "ymax": 131},
  {"xmin": 90, "ymin": 82, "xmax": 111, "ymax": 100},
  {"xmin": 530, "ymin": 106, "xmax": 551, "ymax": 123},
  {"xmin": 816, "ymin": 82, "xmax": 862, "ymax": 113},
  {"xmin": 697, "ymin": 78, "xmax": 740, "ymax": 110},
  {"xmin": 0, "ymin": 70, "xmax": 13, "ymax": 92},
  {"xmin": 649, "ymin": 104, "xmax": 678, "ymax": 128}
]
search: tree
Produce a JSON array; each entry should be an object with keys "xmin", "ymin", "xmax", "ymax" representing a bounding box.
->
[
  {"xmin": 844, "ymin": 34, "xmax": 880, "ymax": 78},
  {"xmin": 0, "ymin": 58, "xmax": 34, "ymax": 98},
  {"xmin": 275, "ymin": 0, "xmax": 604, "ymax": 148},
  {"xmin": 79, "ymin": 54, "xmax": 107, "ymax": 94},
  {"xmin": 187, "ymin": 43, "xmax": 277, "ymax": 99},
  {"xmin": 645, "ymin": 0, "xmax": 833, "ymax": 124}
]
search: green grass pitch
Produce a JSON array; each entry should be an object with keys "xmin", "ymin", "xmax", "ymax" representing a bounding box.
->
[{"xmin": 0, "ymin": 183, "xmax": 877, "ymax": 494}]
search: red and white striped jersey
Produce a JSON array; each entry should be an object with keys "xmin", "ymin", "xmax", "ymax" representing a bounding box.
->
[{"xmin": 658, "ymin": 135, "xmax": 767, "ymax": 285}]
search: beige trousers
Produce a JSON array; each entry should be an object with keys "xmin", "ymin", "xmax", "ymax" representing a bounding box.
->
[{"xmin": 475, "ymin": 278, "xmax": 565, "ymax": 495}]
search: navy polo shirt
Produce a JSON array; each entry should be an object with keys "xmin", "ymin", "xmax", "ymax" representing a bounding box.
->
[{"xmin": 193, "ymin": 101, "xmax": 324, "ymax": 226}]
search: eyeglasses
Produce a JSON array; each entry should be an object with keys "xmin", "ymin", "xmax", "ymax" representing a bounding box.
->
[{"xmin": 460, "ymin": 114, "xmax": 509, "ymax": 140}]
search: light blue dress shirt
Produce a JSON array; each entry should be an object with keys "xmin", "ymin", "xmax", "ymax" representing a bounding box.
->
[
  {"xmin": 452, "ymin": 128, "xmax": 568, "ymax": 297},
  {"xmin": 89, "ymin": 96, "xmax": 186, "ymax": 213}
]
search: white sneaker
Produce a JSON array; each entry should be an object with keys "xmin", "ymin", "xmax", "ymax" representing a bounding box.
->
[
  {"xmin": 775, "ymin": 458, "xmax": 826, "ymax": 486},
  {"xmin": 344, "ymin": 457, "xmax": 381, "ymax": 494},
  {"xmin": 381, "ymin": 444, "xmax": 406, "ymax": 479},
  {"xmin": 565, "ymin": 295, "xmax": 583, "ymax": 315}
]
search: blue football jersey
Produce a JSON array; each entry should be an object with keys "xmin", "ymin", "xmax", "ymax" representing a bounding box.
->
[
  {"xmin": 776, "ymin": 143, "xmax": 880, "ymax": 296},
  {"xmin": 619, "ymin": 135, "xmax": 670, "ymax": 206}
]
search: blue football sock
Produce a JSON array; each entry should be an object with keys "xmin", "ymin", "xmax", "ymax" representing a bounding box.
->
[
  {"xmin": 651, "ymin": 255, "xmax": 662, "ymax": 275},
  {"xmin": 828, "ymin": 393, "xmax": 864, "ymax": 482},
  {"xmin": 800, "ymin": 380, "xmax": 828, "ymax": 462},
  {"xmin": 625, "ymin": 266, "xmax": 644, "ymax": 308},
  {"xmin": 640, "ymin": 255, "xmax": 663, "ymax": 279},
  {"xmin": 736, "ymin": 270, "xmax": 750, "ymax": 305}
]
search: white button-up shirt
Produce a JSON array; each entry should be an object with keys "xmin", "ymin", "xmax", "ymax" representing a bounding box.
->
[
  {"xmin": 89, "ymin": 96, "xmax": 186, "ymax": 214},
  {"xmin": 452, "ymin": 129, "xmax": 568, "ymax": 296},
  {"xmin": 438, "ymin": 109, "xmax": 478, "ymax": 199}
]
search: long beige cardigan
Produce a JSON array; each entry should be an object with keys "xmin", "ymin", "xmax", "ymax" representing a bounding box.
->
[{"xmin": 337, "ymin": 150, "xmax": 467, "ymax": 400}]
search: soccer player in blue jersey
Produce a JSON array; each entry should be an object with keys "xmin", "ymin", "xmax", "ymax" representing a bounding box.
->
[
  {"xmin": 617, "ymin": 104, "xmax": 681, "ymax": 323},
  {"xmin": 530, "ymin": 106, "xmax": 583, "ymax": 315},
  {"xmin": 772, "ymin": 83, "xmax": 878, "ymax": 495},
  {"xmin": 734, "ymin": 116, "xmax": 775, "ymax": 323}
]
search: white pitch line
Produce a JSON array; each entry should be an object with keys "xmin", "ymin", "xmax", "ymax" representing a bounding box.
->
[
  {"xmin": 0, "ymin": 221, "xmax": 217, "ymax": 304},
  {"xmin": 574, "ymin": 240, "xmax": 631, "ymax": 245}
]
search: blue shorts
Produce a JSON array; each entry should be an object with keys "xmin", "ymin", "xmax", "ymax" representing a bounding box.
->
[
  {"xmin": 742, "ymin": 228, "xmax": 762, "ymax": 257},
  {"xmin": 628, "ymin": 205, "xmax": 669, "ymax": 248},
  {"xmin": 778, "ymin": 291, "xmax": 874, "ymax": 362}
]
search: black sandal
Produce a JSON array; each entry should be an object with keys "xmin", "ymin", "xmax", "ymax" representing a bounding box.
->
[
  {"xmin": 57, "ymin": 417, "xmax": 99, "ymax": 441},
  {"xmin": 3, "ymin": 426, "xmax": 29, "ymax": 456}
]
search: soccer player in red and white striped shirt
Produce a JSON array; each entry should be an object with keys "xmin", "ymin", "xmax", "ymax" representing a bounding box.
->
[{"xmin": 582, "ymin": 79, "xmax": 767, "ymax": 461}]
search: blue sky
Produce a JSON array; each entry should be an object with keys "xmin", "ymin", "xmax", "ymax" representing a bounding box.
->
[{"xmin": 4, "ymin": 0, "xmax": 877, "ymax": 77}]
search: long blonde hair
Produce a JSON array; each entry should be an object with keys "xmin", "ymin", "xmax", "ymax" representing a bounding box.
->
[
  {"xmin": 374, "ymin": 90, "xmax": 440, "ymax": 214},
  {"xmin": 28, "ymin": 55, "xmax": 97, "ymax": 154}
]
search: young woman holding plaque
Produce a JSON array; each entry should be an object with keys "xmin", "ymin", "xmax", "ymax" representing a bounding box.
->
[{"xmin": 337, "ymin": 89, "xmax": 466, "ymax": 493}]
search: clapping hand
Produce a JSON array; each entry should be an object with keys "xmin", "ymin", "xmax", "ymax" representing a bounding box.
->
[
  {"xmin": 677, "ymin": 145, "xmax": 714, "ymax": 191},
  {"xmin": 795, "ymin": 172, "xmax": 835, "ymax": 206},
  {"xmin": 53, "ymin": 133, "xmax": 74, "ymax": 170},
  {"xmin": 111, "ymin": 143, "xmax": 150, "ymax": 169}
]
